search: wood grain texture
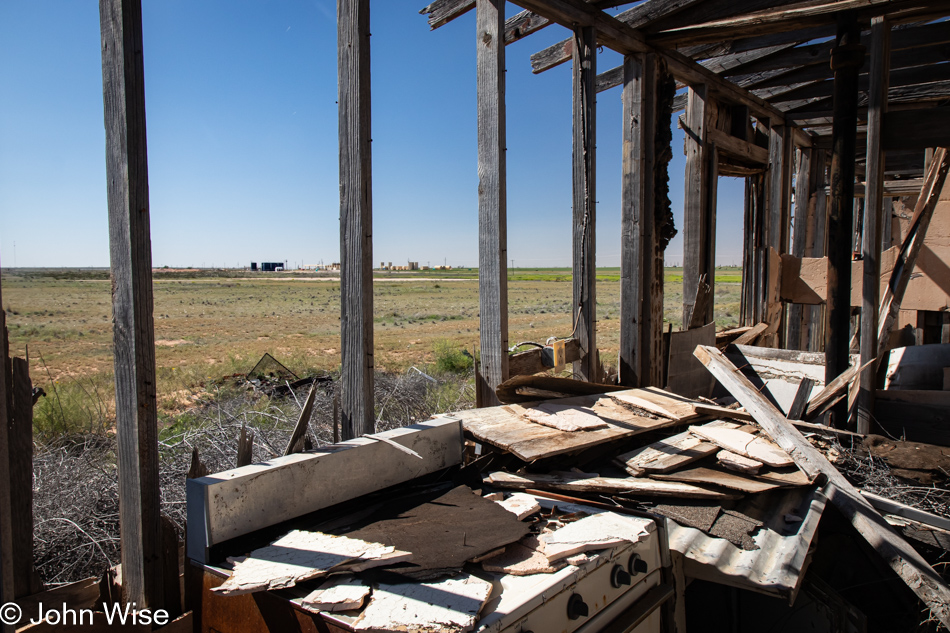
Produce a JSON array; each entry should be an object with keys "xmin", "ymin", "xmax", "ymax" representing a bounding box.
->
[
  {"xmin": 98, "ymin": 0, "xmax": 163, "ymax": 609},
  {"xmin": 338, "ymin": 0, "xmax": 374, "ymax": 437},
  {"xmin": 787, "ymin": 147, "xmax": 812, "ymax": 350},
  {"xmin": 857, "ymin": 17, "xmax": 889, "ymax": 434},
  {"xmin": 619, "ymin": 53, "xmax": 657, "ymax": 387},
  {"xmin": 0, "ymin": 309, "xmax": 13, "ymax": 610},
  {"xmin": 694, "ymin": 344, "xmax": 950, "ymax": 629},
  {"xmin": 476, "ymin": 0, "xmax": 508, "ymax": 405},
  {"xmin": 573, "ymin": 25, "xmax": 597, "ymax": 381},
  {"xmin": 682, "ymin": 85, "xmax": 708, "ymax": 327},
  {"xmin": 10, "ymin": 358, "xmax": 36, "ymax": 598}
]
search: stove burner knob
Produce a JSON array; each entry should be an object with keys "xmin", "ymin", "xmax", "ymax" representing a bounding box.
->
[
  {"xmin": 567, "ymin": 594, "xmax": 589, "ymax": 620},
  {"xmin": 628, "ymin": 553, "xmax": 649, "ymax": 576},
  {"xmin": 611, "ymin": 564, "xmax": 632, "ymax": 587}
]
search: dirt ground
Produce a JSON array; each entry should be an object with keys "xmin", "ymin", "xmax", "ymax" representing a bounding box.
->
[{"xmin": 2, "ymin": 268, "xmax": 742, "ymax": 417}]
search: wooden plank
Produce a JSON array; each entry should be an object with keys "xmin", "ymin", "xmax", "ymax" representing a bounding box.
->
[
  {"xmin": 707, "ymin": 127, "xmax": 768, "ymax": 164},
  {"xmin": 338, "ymin": 0, "xmax": 374, "ymax": 437},
  {"xmin": 688, "ymin": 424, "xmax": 793, "ymax": 467},
  {"xmin": 488, "ymin": 471, "xmax": 742, "ymax": 500},
  {"xmin": 786, "ymin": 377, "xmax": 815, "ymax": 420},
  {"xmin": 787, "ymin": 147, "xmax": 812, "ymax": 350},
  {"xmin": 857, "ymin": 17, "xmax": 890, "ymax": 434},
  {"xmin": 283, "ymin": 382, "xmax": 317, "ymax": 455},
  {"xmin": 615, "ymin": 420, "xmax": 740, "ymax": 476},
  {"xmin": 682, "ymin": 85, "xmax": 709, "ymax": 326},
  {"xmin": 694, "ymin": 344, "xmax": 950, "ymax": 628},
  {"xmin": 186, "ymin": 418, "xmax": 463, "ymax": 562},
  {"xmin": 878, "ymin": 148, "xmax": 950, "ymax": 353},
  {"xmin": 572, "ymin": 24, "xmax": 597, "ymax": 381},
  {"xmin": 619, "ymin": 53, "xmax": 657, "ymax": 387},
  {"xmin": 665, "ymin": 323, "xmax": 716, "ymax": 398},
  {"xmin": 98, "ymin": 0, "xmax": 163, "ymax": 610},
  {"xmin": 9, "ymin": 358, "xmax": 35, "ymax": 598},
  {"xmin": 732, "ymin": 321, "xmax": 767, "ymax": 346},
  {"xmin": 610, "ymin": 387, "xmax": 703, "ymax": 422},
  {"xmin": 476, "ymin": 0, "xmax": 509, "ymax": 406},
  {"xmin": 0, "ymin": 307, "xmax": 12, "ymax": 615},
  {"xmin": 651, "ymin": 466, "xmax": 779, "ymax": 493}
]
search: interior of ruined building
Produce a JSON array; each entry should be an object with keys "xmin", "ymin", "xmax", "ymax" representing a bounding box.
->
[{"xmin": 3, "ymin": 1, "xmax": 950, "ymax": 632}]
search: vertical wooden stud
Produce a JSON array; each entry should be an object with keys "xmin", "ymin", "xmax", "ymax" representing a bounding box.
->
[
  {"xmin": 476, "ymin": 0, "xmax": 508, "ymax": 405},
  {"xmin": 99, "ymin": 0, "xmax": 163, "ymax": 608},
  {"xmin": 826, "ymin": 12, "xmax": 864, "ymax": 421},
  {"xmin": 788, "ymin": 147, "xmax": 812, "ymax": 350},
  {"xmin": 0, "ymin": 294, "xmax": 13, "ymax": 618},
  {"xmin": 620, "ymin": 53, "xmax": 657, "ymax": 387},
  {"xmin": 338, "ymin": 0, "xmax": 374, "ymax": 437},
  {"xmin": 10, "ymin": 358, "xmax": 36, "ymax": 597},
  {"xmin": 573, "ymin": 25, "xmax": 597, "ymax": 381},
  {"xmin": 682, "ymin": 85, "xmax": 708, "ymax": 327},
  {"xmin": 857, "ymin": 17, "xmax": 890, "ymax": 433}
]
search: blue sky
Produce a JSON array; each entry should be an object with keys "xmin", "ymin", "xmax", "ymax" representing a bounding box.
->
[{"xmin": 0, "ymin": 1, "xmax": 746, "ymax": 269}]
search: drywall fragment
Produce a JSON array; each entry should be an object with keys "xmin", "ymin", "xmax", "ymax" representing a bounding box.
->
[
  {"xmin": 689, "ymin": 425, "xmax": 793, "ymax": 467},
  {"xmin": 540, "ymin": 512, "xmax": 653, "ymax": 562},
  {"xmin": 496, "ymin": 493, "xmax": 542, "ymax": 520},
  {"xmin": 717, "ymin": 450, "xmax": 763, "ymax": 474},
  {"xmin": 354, "ymin": 574, "xmax": 493, "ymax": 632},
  {"xmin": 212, "ymin": 530, "xmax": 409, "ymax": 595},
  {"xmin": 481, "ymin": 536, "xmax": 567, "ymax": 576},
  {"xmin": 300, "ymin": 575, "xmax": 371, "ymax": 612},
  {"xmin": 522, "ymin": 403, "xmax": 609, "ymax": 431}
]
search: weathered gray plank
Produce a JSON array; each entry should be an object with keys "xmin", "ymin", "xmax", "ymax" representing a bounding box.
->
[
  {"xmin": 0, "ymin": 305, "xmax": 13, "ymax": 611},
  {"xmin": 619, "ymin": 54, "xmax": 657, "ymax": 387},
  {"xmin": 856, "ymin": 17, "xmax": 889, "ymax": 434},
  {"xmin": 10, "ymin": 358, "xmax": 36, "ymax": 598},
  {"xmin": 682, "ymin": 86, "xmax": 708, "ymax": 327},
  {"xmin": 573, "ymin": 25, "xmax": 597, "ymax": 381},
  {"xmin": 338, "ymin": 0, "xmax": 375, "ymax": 436},
  {"xmin": 787, "ymin": 146, "xmax": 812, "ymax": 350},
  {"xmin": 476, "ymin": 0, "xmax": 509, "ymax": 405},
  {"xmin": 99, "ymin": 0, "xmax": 163, "ymax": 609},
  {"xmin": 694, "ymin": 344, "xmax": 950, "ymax": 629}
]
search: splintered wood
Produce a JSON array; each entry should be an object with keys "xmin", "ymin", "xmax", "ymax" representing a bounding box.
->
[
  {"xmin": 689, "ymin": 425, "xmax": 794, "ymax": 467},
  {"xmin": 212, "ymin": 530, "xmax": 410, "ymax": 595},
  {"xmin": 353, "ymin": 574, "xmax": 493, "ymax": 632},
  {"xmin": 616, "ymin": 420, "xmax": 740, "ymax": 475},
  {"xmin": 487, "ymin": 471, "xmax": 741, "ymax": 500}
]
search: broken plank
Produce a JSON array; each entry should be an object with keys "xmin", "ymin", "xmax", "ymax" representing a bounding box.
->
[
  {"xmin": 802, "ymin": 360, "xmax": 868, "ymax": 421},
  {"xmin": 694, "ymin": 343, "xmax": 950, "ymax": 628},
  {"xmin": 786, "ymin": 377, "xmax": 816, "ymax": 420},
  {"xmin": 496, "ymin": 493, "xmax": 542, "ymax": 520},
  {"xmin": 689, "ymin": 425, "xmax": 793, "ymax": 467},
  {"xmin": 732, "ymin": 322, "xmax": 768, "ymax": 346},
  {"xmin": 615, "ymin": 420, "xmax": 740, "ymax": 475},
  {"xmin": 514, "ymin": 402, "xmax": 610, "ymax": 431},
  {"xmin": 752, "ymin": 466, "xmax": 813, "ymax": 487},
  {"xmin": 717, "ymin": 450, "xmax": 762, "ymax": 474},
  {"xmin": 487, "ymin": 471, "xmax": 741, "ymax": 500},
  {"xmin": 651, "ymin": 466, "xmax": 779, "ymax": 494},
  {"xmin": 610, "ymin": 387, "xmax": 705, "ymax": 421}
]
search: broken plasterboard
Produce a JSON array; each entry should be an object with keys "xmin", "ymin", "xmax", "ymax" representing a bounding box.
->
[
  {"xmin": 353, "ymin": 574, "xmax": 493, "ymax": 633},
  {"xmin": 212, "ymin": 530, "xmax": 410, "ymax": 595},
  {"xmin": 300, "ymin": 575, "xmax": 371, "ymax": 612},
  {"xmin": 481, "ymin": 536, "xmax": 568, "ymax": 576},
  {"xmin": 539, "ymin": 511, "xmax": 654, "ymax": 562},
  {"xmin": 496, "ymin": 493, "xmax": 542, "ymax": 520},
  {"xmin": 689, "ymin": 425, "xmax": 794, "ymax": 467},
  {"xmin": 517, "ymin": 402, "xmax": 609, "ymax": 431}
]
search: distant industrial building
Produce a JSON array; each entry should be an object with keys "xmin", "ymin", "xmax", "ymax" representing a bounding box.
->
[{"xmin": 250, "ymin": 261, "xmax": 285, "ymax": 272}]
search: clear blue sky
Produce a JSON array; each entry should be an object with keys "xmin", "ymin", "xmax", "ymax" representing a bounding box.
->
[{"xmin": 0, "ymin": 1, "xmax": 745, "ymax": 269}]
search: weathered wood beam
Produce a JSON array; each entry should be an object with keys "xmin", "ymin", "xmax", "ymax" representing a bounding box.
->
[
  {"xmin": 771, "ymin": 64, "xmax": 950, "ymax": 107},
  {"xmin": 530, "ymin": 0, "xmax": 704, "ymax": 74},
  {"xmin": 9, "ymin": 358, "xmax": 36, "ymax": 598},
  {"xmin": 504, "ymin": 2, "xmax": 628, "ymax": 45},
  {"xmin": 420, "ymin": 0, "xmax": 473, "ymax": 30},
  {"xmin": 476, "ymin": 0, "xmax": 509, "ymax": 405},
  {"xmin": 647, "ymin": 0, "xmax": 933, "ymax": 49},
  {"xmin": 708, "ymin": 127, "xmax": 768, "ymax": 164},
  {"xmin": 573, "ymin": 24, "xmax": 597, "ymax": 381},
  {"xmin": 508, "ymin": 339, "xmax": 581, "ymax": 377},
  {"xmin": 0, "ymin": 288, "xmax": 13, "ymax": 615},
  {"xmin": 339, "ymin": 0, "xmax": 374, "ymax": 437},
  {"xmin": 619, "ymin": 53, "xmax": 658, "ymax": 387},
  {"xmin": 785, "ymin": 79, "xmax": 950, "ymax": 120},
  {"xmin": 787, "ymin": 146, "xmax": 812, "ymax": 350},
  {"xmin": 768, "ymin": 125, "xmax": 792, "ymax": 254},
  {"xmin": 825, "ymin": 13, "xmax": 863, "ymax": 425},
  {"xmin": 682, "ymin": 86, "xmax": 712, "ymax": 326},
  {"xmin": 98, "ymin": 0, "xmax": 163, "ymax": 609},
  {"xmin": 694, "ymin": 344, "xmax": 950, "ymax": 630},
  {"xmin": 857, "ymin": 17, "xmax": 890, "ymax": 434}
]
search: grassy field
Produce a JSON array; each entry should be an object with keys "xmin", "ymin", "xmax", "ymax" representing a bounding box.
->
[{"xmin": 2, "ymin": 267, "xmax": 742, "ymax": 434}]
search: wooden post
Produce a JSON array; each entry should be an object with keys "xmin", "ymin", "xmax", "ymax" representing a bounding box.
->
[
  {"xmin": 10, "ymin": 358, "xmax": 36, "ymax": 597},
  {"xmin": 856, "ymin": 17, "xmax": 890, "ymax": 434},
  {"xmin": 0, "ymin": 289, "xmax": 14, "ymax": 619},
  {"xmin": 476, "ymin": 0, "xmax": 508, "ymax": 405},
  {"xmin": 573, "ymin": 25, "xmax": 597, "ymax": 381},
  {"xmin": 788, "ymin": 146, "xmax": 813, "ymax": 350},
  {"xmin": 807, "ymin": 151, "xmax": 828, "ymax": 352},
  {"xmin": 682, "ymin": 85, "xmax": 709, "ymax": 327},
  {"xmin": 766, "ymin": 123, "xmax": 792, "ymax": 347},
  {"xmin": 620, "ymin": 53, "xmax": 657, "ymax": 387},
  {"xmin": 99, "ymin": 0, "xmax": 163, "ymax": 608},
  {"xmin": 338, "ymin": 0, "xmax": 375, "ymax": 437},
  {"xmin": 825, "ymin": 12, "xmax": 864, "ymax": 424}
]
